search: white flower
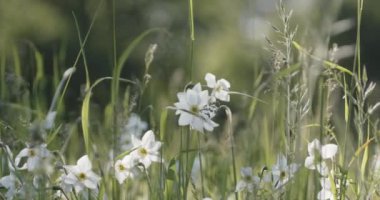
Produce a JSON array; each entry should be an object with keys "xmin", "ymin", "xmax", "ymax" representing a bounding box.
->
[
  {"xmin": 318, "ymin": 178, "xmax": 334, "ymax": 200},
  {"xmin": 130, "ymin": 130, "xmax": 162, "ymax": 169},
  {"xmin": 114, "ymin": 155, "xmax": 139, "ymax": 184},
  {"xmin": 0, "ymin": 173, "xmax": 24, "ymax": 200},
  {"xmin": 174, "ymin": 83, "xmax": 218, "ymax": 132},
  {"xmin": 61, "ymin": 155, "xmax": 101, "ymax": 193},
  {"xmin": 271, "ymin": 154, "xmax": 299, "ymax": 189},
  {"xmin": 203, "ymin": 198, "xmax": 213, "ymax": 200},
  {"xmin": 125, "ymin": 113, "xmax": 148, "ymax": 137},
  {"xmin": 304, "ymin": 139, "xmax": 338, "ymax": 176},
  {"xmin": 235, "ymin": 167, "xmax": 260, "ymax": 193},
  {"xmin": 205, "ymin": 73, "xmax": 231, "ymax": 102},
  {"xmin": 15, "ymin": 143, "xmax": 53, "ymax": 173},
  {"xmin": 120, "ymin": 113, "xmax": 149, "ymax": 150}
]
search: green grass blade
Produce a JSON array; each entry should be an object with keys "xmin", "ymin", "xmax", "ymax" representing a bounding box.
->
[
  {"xmin": 292, "ymin": 41, "xmax": 353, "ymax": 76},
  {"xmin": 82, "ymin": 77, "xmax": 136, "ymax": 155},
  {"xmin": 112, "ymin": 28, "xmax": 165, "ymax": 106}
]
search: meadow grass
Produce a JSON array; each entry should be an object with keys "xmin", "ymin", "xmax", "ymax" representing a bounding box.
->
[{"xmin": 0, "ymin": 0, "xmax": 379, "ymax": 199}]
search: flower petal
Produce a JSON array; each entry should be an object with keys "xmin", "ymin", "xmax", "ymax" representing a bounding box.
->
[
  {"xmin": 304, "ymin": 156, "xmax": 316, "ymax": 170},
  {"xmin": 321, "ymin": 144, "xmax": 338, "ymax": 160},
  {"xmin": 77, "ymin": 155, "xmax": 92, "ymax": 171},
  {"xmin": 316, "ymin": 161, "xmax": 329, "ymax": 176},
  {"xmin": 205, "ymin": 73, "xmax": 216, "ymax": 88},
  {"xmin": 178, "ymin": 112, "xmax": 192, "ymax": 126},
  {"xmin": 308, "ymin": 139, "xmax": 321, "ymax": 156}
]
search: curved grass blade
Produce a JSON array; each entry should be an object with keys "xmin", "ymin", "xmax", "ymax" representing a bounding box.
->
[
  {"xmin": 82, "ymin": 77, "xmax": 136, "ymax": 155},
  {"xmin": 111, "ymin": 28, "xmax": 166, "ymax": 106},
  {"xmin": 292, "ymin": 41, "xmax": 353, "ymax": 76}
]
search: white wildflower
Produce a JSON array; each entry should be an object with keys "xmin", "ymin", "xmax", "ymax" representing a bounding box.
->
[
  {"xmin": 15, "ymin": 143, "xmax": 53, "ymax": 173},
  {"xmin": 125, "ymin": 113, "xmax": 148, "ymax": 137},
  {"xmin": 235, "ymin": 167, "xmax": 260, "ymax": 193},
  {"xmin": 318, "ymin": 178, "xmax": 334, "ymax": 200},
  {"xmin": 61, "ymin": 155, "xmax": 101, "ymax": 193},
  {"xmin": 130, "ymin": 130, "xmax": 162, "ymax": 169},
  {"xmin": 205, "ymin": 73, "xmax": 231, "ymax": 102},
  {"xmin": 304, "ymin": 139, "xmax": 338, "ymax": 176},
  {"xmin": 0, "ymin": 173, "xmax": 24, "ymax": 200},
  {"xmin": 174, "ymin": 83, "xmax": 218, "ymax": 132},
  {"xmin": 271, "ymin": 154, "xmax": 299, "ymax": 189},
  {"xmin": 120, "ymin": 113, "xmax": 148, "ymax": 150},
  {"xmin": 114, "ymin": 155, "xmax": 139, "ymax": 184}
]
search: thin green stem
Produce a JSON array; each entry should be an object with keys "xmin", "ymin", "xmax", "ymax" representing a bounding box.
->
[
  {"xmin": 145, "ymin": 169, "xmax": 154, "ymax": 196},
  {"xmin": 188, "ymin": 0, "xmax": 195, "ymax": 81},
  {"xmin": 197, "ymin": 132, "xmax": 205, "ymax": 198}
]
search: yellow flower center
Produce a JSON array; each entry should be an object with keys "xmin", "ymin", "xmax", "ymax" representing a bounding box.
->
[
  {"xmin": 138, "ymin": 148, "xmax": 148, "ymax": 157},
  {"xmin": 28, "ymin": 149, "xmax": 36, "ymax": 157},
  {"xmin": 216, "ymin": 85, "xmax": 222, "ymax": 92},
  {"xmin": 190, "ymin": 106, "xmax": 199, "ymax": 114},
  {"xmin": 78, "ymin": 172, "xmax": 86, "ymax": 181},
  {"xmin": 244, "ymin": 176, "xmax": 252, "ymax": 182},
  {"xmin": 118, "ymin": 164, "xmax": 126, "ymax": 171}
]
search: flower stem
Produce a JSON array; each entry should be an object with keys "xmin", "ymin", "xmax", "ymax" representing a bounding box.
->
[{"xmin": 197, "ymin": 132, "xmax": 205, "ymax": 198}]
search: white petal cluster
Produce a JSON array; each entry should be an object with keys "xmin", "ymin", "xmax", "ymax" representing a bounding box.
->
[
  {"xmin": 131, "ymin": 130, "xmax": 162, "ymax": 168},
  {"xmin": 235, "ymin": 167, "xmax": 260, "ymax": 193},
  {"xmin": 15, "ymin": 143, "xmax": 53, "ymax": 173},
  {"xmin": 120, "ymin": 113, "xmax": 148, "ymax": 150},
  {"xmin": 114, "ymin": 130, "xmax": 162, "ymax": 184},
  {"xmin": 61, "ymin": 155, "xmax": 101, "ymax": 193},
  {"xmin": 271, "ymin": 154, "xmax": 299, "ymax": 189},
  {"xmin": 114, "ymin": 155, "xmax": 139, "ymax": 184},
  {"xmin": 0, "ymin": 173, "xmax": 24, "ymax": 200},
  {"xmin": 125, "ymin": 113, "xmax": 148, "ymax": 137},
  {"xmin": 174, "ymin": 83, "xmax": 219, "ymax": 132},
  {"xmin": 304, "ymin": 139, "xmax": 338, "ymax": 176},
  {"xmin": 205, "ymin": 73, "xmax": 231, "ymax": 102},
  {"xmin": 318, "ymin": 178, "xmax": 334, "ymax": 200}
]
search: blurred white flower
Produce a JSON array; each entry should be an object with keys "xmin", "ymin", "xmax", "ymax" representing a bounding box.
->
[
  {"xmin": 120, "ymin": 113, "xmax": 149, "ymax": 150},
  {"xmin": 304, "ymin": 139, "xmax": 338, "ymax": 176},
  {"xmin": 61, "ymin": 155, "xmax": 101, "ymax": 193},
  {"xmin": 271, "ymin": 154, "xmax": 299, "ymax": 189},
  {"xmin": 235, "ymin": 167, "xmax": 259, "ymax": 193},
  {"xmin": 174, "ymin": 83, "xmax": 218, "ymax": 132},
  {"xmin": 203, "ymin": 198, "xmax": 213, "ymax": 200},
  {"xmin": 125, "ymin": 113, "xmax": 148, "ymax": 137},
  {"xmin": 205, "ymin": 73, "xmax": 231, "ymax": 102},
  {"xmin": 114, "ymin": 155, "xmax": 139, "ymax": 184},
  {"xmin": 318, "ymin": 178, "xmax": 334, "ymax": 200},
  {"xmin": 15, "ymin": 143, "xmax": 53, "ymax": 173},
  {"xmin": 131, "ymin": 130, "xmax": 162, "ymax": 169},
  {"xmin": 0, "ymin": 173, "xmax": 24, "ymax": 200}
]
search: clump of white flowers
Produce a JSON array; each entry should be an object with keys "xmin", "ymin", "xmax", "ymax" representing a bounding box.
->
[
  {"xmin": 174, "ymin": 73, "xmax": 231, "ymax": 132},
  {"xmin": 205, "ymin": 73, "xmax": 231, "ymax": 102},
  {"xmin": 304, "ymin": 139, "xmax": 338, "ymax": 176},
  {"xmin": 114, "ymin": 130, "xmax": 162, "ymax": 184}
]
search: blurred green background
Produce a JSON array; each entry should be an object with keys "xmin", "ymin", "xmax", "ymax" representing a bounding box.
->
[{"xmin": 0, "ymin": 0, "xmax": 379, "ymax": 114}]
